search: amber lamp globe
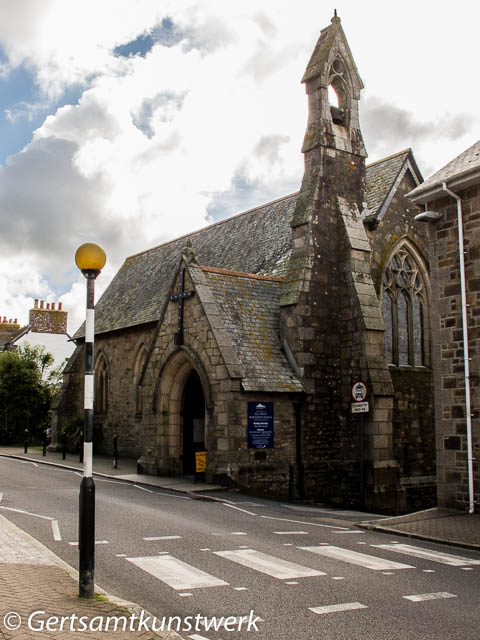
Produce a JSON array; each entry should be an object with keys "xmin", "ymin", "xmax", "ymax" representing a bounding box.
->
[{"xmin": 75, "ymin": 243, "xmax": 107, "ymax": 273}]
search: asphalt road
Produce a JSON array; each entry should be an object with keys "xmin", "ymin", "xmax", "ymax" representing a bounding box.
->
[{"xmin": 0, "ymin": 456, "xmax": 479, "ymax": 640}]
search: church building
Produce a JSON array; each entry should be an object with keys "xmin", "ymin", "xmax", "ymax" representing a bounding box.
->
[{"xmin": 54, "ymin": 14, "xmax": 435, "ymax": 513}]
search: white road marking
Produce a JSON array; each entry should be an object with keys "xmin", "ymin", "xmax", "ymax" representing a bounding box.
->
[
  {"xmin": 335, "ymin": 530, "xmax": 365, "ymax": 534},
  {"xmin": 231, "ymin": 532, "xmax": 248, "ymax": 536},
  {"xmin": 69, "ymin": 540, "xmax": 109, "ymax": 546},
  {"xmin": 403, "ymin": 592, "xmax": 457, "ymax": 602},
  {"xmin": 156, "ymin": 492, "xmax": 192, "ymax": 500},
  {"xmin": 179, "ymin": 593, "xmax": 193, "ymax": 597},
  {"xmin": 0, "ymin": 493, "xmax": 3, "ymax": 503},
  {"xmin": 200, "ymin": 548, "xmax": 211, "ymax": 551},
  {"xmin": 188, "ymin": 635, "xmax": 210, "ymax": 640},
  {"xmin": 236, "ymin": 502, "xmax": 264, "ymax": 507},
  {"xmin": 273, "ymin": 531, "xmax": 309, "ymax": 535},
  {"xmin": 372, "ymin": 543, "xmax": 480, "ymax": 566},
  {"xmin": 116, "ymin": 554, "xmax": 127, "ymax": 557},
  {"xmin": 357, "ymin": 542, "xmax": 368, "ymax": 545},
  {"xmin": 310, "ymin": 602, "xmax": 368, "ymax": 615},
  {"xmin": 18, "ymin": 460, "xmax": 39, "ymax": 467},
  {"xmin": 134, "ymin": 484, "xmax": 153, "ymax": 493},
  {"xmin": 260, "ymin": 515, "xmax": 349, "ymax": 530},
  {"xmin": 74, "ymin": 472, "xmax": 83, "ymax": 477},
  {"xmin": 233, "ymin": 587, "xmax": 248, "ymax": 591},
  {"xmin": 214, "ymin": 549, "xmax": 325, "ymax": 579},
  {"xmin": 0, "ymin": 506, "xmax": 52, "ymax": 520},
  {"xmin": 332, "ymin": 577, "xmax": 345, "ymax": 580},
  {"xmin": 299, "ymin": 545, "xmax": 414, "ymax": 571},
  {"xmin": 462, "ymin": 567, "xmax": 474, "ymax": 571},
  {"xmin": 285, "ymin": 581, "xmax": 298, "ymax": 585},
  {"xmin": 51, "ymin": 520, "xmax": 61, "ymax": 541},
  {"xmin": 422, "ymin": 569, "xmax": 435, "ymax": 573},
  {"xmin": 143, "ymin": 536, "xmax": 182, "ymax": 541},
  {"xmin": 126, "ymin": 555, "xmax": 229, "ymax": 590},
  {"xmin": 283, "ymin": 543, "xmax": 294, "ymax": 546},
  {"xmin": 223, "ymin": 504, "xmax": 257, "ymax": 516}
]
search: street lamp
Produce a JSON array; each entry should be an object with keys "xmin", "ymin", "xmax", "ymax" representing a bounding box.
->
[{"xmin": 75, "ymin": 242, "xmax": 106, "ymax": 598}]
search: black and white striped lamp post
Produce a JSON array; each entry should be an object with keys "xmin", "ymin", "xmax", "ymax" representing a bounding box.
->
[{"xmin": 75, "ymin": 242, "xmax": 106, "ymax": 599}]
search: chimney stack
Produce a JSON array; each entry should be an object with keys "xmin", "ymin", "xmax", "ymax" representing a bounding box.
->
[{"xmin": 29, "ymin": 300, "xmax": 68, "ymax": 334}]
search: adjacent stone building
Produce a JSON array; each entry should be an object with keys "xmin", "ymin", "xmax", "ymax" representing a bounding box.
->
[
  {"xmin": 1, "ymin": 300, "xmax": 74, "ymax": 369},
  {"xmin": 409, "ymin": 141, "xmax": 480, "ymax": 512},
  {"xmin": 55, "ymin": 15, "xmax": 435, "ymax": 512}
]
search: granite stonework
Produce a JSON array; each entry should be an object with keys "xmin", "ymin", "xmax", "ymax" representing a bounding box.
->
[
  {"xmin": 408, "ymin": 140, "xmax": 480, "ymax": 511},
  {"xmin": 53, "ymin": 15, "xmax": 436, "ymax": 512}
]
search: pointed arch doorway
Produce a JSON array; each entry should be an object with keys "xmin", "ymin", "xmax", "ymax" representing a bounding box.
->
[
  {"xmin": 182, "ymin": 369, "xmax": 205, "ymax": 475},
  {"xmin": 154, "ymin": 348, "xmax": 211, "ymax": 477}
]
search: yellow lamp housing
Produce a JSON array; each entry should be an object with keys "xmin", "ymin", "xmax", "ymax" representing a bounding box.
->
[{"xmin": 75, "ymin": 243, "xmax": 107, "ymax": 275}]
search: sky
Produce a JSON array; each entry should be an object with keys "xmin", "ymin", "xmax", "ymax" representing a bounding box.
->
[{"xmin": 1, "ymin": 0, "xmax": 479, "ymax": 334}]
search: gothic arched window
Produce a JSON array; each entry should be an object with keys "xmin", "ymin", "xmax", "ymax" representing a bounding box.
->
[
  {"xmin": 382, "ymin": 247, "xmax": 429, "ymax": 367},
  {"xmin": 95, "ymin": 351, "xmax": 109, "ymax": 414}
]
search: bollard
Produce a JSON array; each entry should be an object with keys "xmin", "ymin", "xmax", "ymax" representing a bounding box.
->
[
  {"xmin": 42, "ymin": 430, "xmax": 47, "ymax": 457},
  {"xmin": 113, "ymin": 435, "xmax": 118, "ymax": 469},
  {"xmin": 79, "ymin": 434, "xmax": 84, "ymax": 464},
  {"xmin": 288, "ymin": 462, "xmax": 295, "ymax": 500},
  {"xmin": 62, "ymin": 433, "xmax": 67, "ymax": 460},
  {"xmin": 24, "ymin": 429, "xmax": 29, "ymax": 454}
]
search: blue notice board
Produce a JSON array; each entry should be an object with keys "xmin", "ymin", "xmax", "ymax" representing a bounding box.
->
[{"xmin": 247, "ymin": 402, "xmax": 274, "ymax": 449}]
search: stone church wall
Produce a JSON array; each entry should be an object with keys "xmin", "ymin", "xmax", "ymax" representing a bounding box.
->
[
  {"xmin": 92, "ymin": 323, "xmax": 157, "ymax": 457},
  {"xmin": 368, "ymin": 170, "xmax": 436, "ymax": 509},
  {"xmin": 137, "ymin": 268, "xmax": 297, "ymax": 497},
  {"xmin": 427, "ymin": 185, "xmax": 480, "ymax": 509}
]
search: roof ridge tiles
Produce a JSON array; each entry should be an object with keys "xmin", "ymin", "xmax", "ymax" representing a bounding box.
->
[
  {"xmin": 125, "ymin": 192, "xmax": 299, "ymax": 263},
  {"xmin": 200, "ymin": 266, "xmax": 284, "ymax": 282}
]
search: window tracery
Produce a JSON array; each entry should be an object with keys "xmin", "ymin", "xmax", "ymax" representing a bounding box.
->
[{"xmin": 382, "ymin": 248, "xmax": 428, "ymax": 367}]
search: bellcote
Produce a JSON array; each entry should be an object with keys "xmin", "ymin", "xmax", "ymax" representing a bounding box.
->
[{"xmin": 301, "ymin": 13, "xmax": 366, "ymax": 157}]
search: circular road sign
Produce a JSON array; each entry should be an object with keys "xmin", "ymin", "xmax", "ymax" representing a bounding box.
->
[{"xmin": 351, "ymin": 381, "xmax": 368, "ymax": 402}]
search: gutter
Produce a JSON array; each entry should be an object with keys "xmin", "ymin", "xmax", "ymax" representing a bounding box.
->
[{"xmin": 442, "ymin": 182, "xmax": 475, "ymax": 514}]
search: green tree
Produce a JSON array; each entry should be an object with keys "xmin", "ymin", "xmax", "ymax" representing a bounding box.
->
[{"xmin": 0, "ymin": 345, "xmax": 62, "ymax": 444}]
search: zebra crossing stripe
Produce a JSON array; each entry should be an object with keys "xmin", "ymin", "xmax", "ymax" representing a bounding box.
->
[
  {"xmin": 299, "ymin": 545, "xmax": 414, "ymax": 570},
  {"xmin": 126, "ymin": 555, "xmax": 228, "ymax": 590},
  {"xmin": 372, "ymin": 544, "xmax": 480, "ymax": 566},
  {"xmin": 310, "ymin": 602, "xmax": 368, "ymax": 615},
  {"xmin": 213, "ymin": 548, "xmax": 325, "ymax": 579},
  {"xmin": 403, "ymin": 592, "xmax": 457, "ymax": 602}
]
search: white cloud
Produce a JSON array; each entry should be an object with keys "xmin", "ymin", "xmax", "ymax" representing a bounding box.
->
[{"xmin": 0, "ymin": 0, "xmax": 479, "ymax": 335}]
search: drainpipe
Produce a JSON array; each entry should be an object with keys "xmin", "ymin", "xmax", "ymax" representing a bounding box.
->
[{"xmin": 442, "ymin": 182, "xmax": 475, "ymax": 514}]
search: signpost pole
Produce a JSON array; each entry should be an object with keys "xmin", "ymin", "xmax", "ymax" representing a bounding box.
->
[{"xmin": 360, "ymin": 412, "xmax": 364, "ymax": 508}]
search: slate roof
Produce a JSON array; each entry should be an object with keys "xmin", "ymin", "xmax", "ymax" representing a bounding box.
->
[
  {"xmin": 74, "ymin": 148, "xmax": 420, "ymax": 339},
  {"xmin": 365, "ymin": 149, "xmax": 422, "ymax": 219},
  {"xmin": 201, "ymin": 267, "xmax": 303, "ymax": 393},
  {"xmin": 75, "ymin": 194, "xmax": 296, "ymax": 338},
  {"xmin": 408, "ymin": 139, "xmax": 480, "ymax": 203}
]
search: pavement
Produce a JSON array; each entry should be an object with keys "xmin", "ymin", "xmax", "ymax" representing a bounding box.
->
[
  {"xmin": 0, "ymin": 445, "xmax": 479, "ymax": 638},
  {"xmin": 361, "ymin": 506, "xmax": 480, "ymax": 551}
]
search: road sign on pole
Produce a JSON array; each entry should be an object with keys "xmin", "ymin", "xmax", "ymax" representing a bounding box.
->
[{"xmin": 351, "ymin": 381, "xmax": 368, "ymax": 403}]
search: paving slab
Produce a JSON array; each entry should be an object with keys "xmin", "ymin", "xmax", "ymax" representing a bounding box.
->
[
  {"xmin": 360, "ymin": 507, "xmax": 480, "ymax": 551},
  {"xmin": 0, "ymin": 514, "xmax": 180, "ymax": 639}
]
